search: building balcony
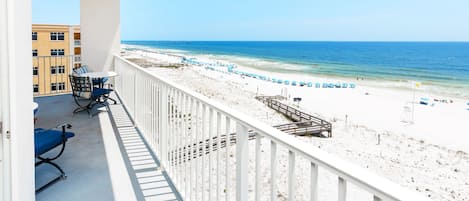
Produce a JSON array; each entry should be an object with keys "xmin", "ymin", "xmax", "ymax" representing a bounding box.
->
[
  {"xmin": 34, "ymin": 94, "xmax": 180, "ymax": 201},
  {"xmin": 30, "ymin": 56, "xmax": 432, "ymax": 201}
]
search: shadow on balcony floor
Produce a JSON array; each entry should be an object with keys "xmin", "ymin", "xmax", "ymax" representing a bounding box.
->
[{"xmin": 108, "ymin": 98, "xmax": 182, "ymax": 201}]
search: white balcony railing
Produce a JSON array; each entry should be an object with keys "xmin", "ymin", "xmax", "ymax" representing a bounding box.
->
[{"xmin": 113, "ymin": 55, "xmax": 432, "ymax": 201}]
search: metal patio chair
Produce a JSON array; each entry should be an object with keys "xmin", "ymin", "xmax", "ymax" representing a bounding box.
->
[
  {"xmin": 69, "ymin": 75, "xmax": 114, "ymax": 116},
  {"xmin": 35, "ymin": 124, "xmax": 75, "ymax": 193}
]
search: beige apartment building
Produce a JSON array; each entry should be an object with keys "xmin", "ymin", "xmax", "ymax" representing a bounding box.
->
[{"xmin": 32, "ymin": 24, "xmax": 81, "ymax": 95}]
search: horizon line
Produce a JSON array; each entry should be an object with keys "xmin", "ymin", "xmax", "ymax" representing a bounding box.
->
[{"xmin": 121, "ymin": 40, "xmax": 469, "ymax": 43}]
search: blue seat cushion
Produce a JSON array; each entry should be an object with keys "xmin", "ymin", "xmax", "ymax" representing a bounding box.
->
[
  {"xmin": 92, "ymin": 77, "xmax": 109, "ymax": 85},
  {"xmin": 35, "ymin": 129, "xmax": 75, "ymax": 156},
  {"xmin": 92, "ymin": 87, "xmax": 113, "ymax": 98}
]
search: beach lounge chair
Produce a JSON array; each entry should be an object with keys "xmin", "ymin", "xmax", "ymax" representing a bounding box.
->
[{"xmin": 35, "ymin": 124, "xmax": 75, "ymax": 193}]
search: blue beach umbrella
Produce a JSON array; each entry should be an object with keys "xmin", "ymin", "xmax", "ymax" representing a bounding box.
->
[
  {"xmin": 342, "ymin": 83, "xmax": 348, "ymax": 88},
  {"xmin": 292, "ymin": 81, "xmax": 297, "ymax": 86},
  {"xmin": 307, "ymin": 82, "xmax": 313, "ymax": 87},
  {"xmin": 350, "ymin": 83, "xmax": 356, "ymax": 88},
  {"xmin": 277, "ymin": 79, "xmax": 283, "ymax": 84},
  {"xmin": 315, "ymin": 83, "xmax": 321, "ymax": 88},
  {"xmin": 299, "ymin": 81, "xmax": 305, "ymax": 86},
  {"xmin": 284, "ymin": 80, "xmax": 290, "ymax": 85}
]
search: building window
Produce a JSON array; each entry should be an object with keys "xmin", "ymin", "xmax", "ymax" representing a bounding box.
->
[
  {"xmin": 51, "ymin": 66, "xmax": 57, "ymax": 74},
  {"xmin": 32, "ymin": 32, "xmax": 37, "ymax": 40},
  {"xmin": 33, "ymin": 49, "xmax": 38, "ymax": 57},
  {"xmin": 50, "ymin": 32, "xmax": 65, "ymax": 41},
  {"xmin": 58, "ymin": 65, "xmax": 65, "ymax": 74},
  {"xmin": 33, "ymin": 84, "xmax": 39, "ymax": 93},
  {"xmin": 50, "ymin": 49, "xmax": 65, "ymax": 56},
  {"xmin": 51, "ymin": 83, "xmax": 57, "ymax": 91},
  {"xmin": 51, "ymin": 65, "xmax": 65, "ymax": 74},
  {"xmin": 33, "ymin": 67, "xmax": 38, "ymax": 76},
  {"xmin": 58, "ymin": 82, "xmax": 66, "ymax": 91}
]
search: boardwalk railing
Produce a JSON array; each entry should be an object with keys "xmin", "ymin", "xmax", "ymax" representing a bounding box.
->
[{"xmin": 114, "ymin": 55, "xmax": 432, "ymax": 201}]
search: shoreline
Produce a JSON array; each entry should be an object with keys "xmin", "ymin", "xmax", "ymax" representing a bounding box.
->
[{"xmin": 123, "ymin": 44, "xmax": 469, "ymax": 100}]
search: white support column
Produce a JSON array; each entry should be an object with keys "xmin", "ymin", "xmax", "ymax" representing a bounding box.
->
[
  {"xmin": 80, "ymin": 0, "xmax": 120, "ymax": 72},
  {"xmin": 0, "ymin": 0, "xmax": 35, "ymax": 200},
  {"xmin": 235, "ymin": 123, "xmax": 248, "ymax": 201}
]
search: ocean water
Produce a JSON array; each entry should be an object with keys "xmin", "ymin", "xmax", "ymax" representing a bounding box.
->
[{"xmin": 122, "ymin": 41, "xmax": 469, "ymax": 98}]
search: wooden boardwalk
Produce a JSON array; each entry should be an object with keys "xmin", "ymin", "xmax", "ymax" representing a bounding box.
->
[{"xmin": 256, "ymin": 96, "xmax": 332, "ymax": 137}]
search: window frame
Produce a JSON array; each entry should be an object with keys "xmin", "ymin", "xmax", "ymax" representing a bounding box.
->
[
  {"xmin": 50, "ymin": 32, "xmax": 65, "ymax": 41},
  {"xmin": 50, "ymin": 49, "xmax": 65, "ymax": 56},
  {"xmin": 58, "ymin": 82, "xmax": 66, "ymax": 91},
  {"xmin": 58, "ymin": 66, "xmax": 65, "ymax": 74},
  {"xmin": 32, "ymin": 32, "xmax": 37, "ymax": 40},
  {"xmin": 33, "ymin": 84, "xmax": 39, "ymax": 93},
  {"xmin": 32, "ymin": 49, "xmax": 38, "ymax": 57},
  {"xmin": 51, "ymin": 83, "xmax": 57, "ymax": 91},
  {"xmin": 33, "ymin": 66, "xmax": 38, "ymax": 76}
]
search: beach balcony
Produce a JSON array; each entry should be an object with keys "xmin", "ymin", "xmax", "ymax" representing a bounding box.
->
[
  {"xmin": 1, "ymin": 0, "xmax": 433, "ymax": 200},
  {"xmin": 28, "ymin": 55, "xmax": 434, "ymax": 201}
]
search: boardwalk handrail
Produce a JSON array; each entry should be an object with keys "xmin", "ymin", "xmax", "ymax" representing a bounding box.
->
[{"xmin": 114, "ymin": 55, "xmax": 432, "ymax": 201}]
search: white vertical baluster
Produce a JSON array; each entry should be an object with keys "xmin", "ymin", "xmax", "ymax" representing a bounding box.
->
[
  {"xmin": 271, "ymin": 141, "xmax": 277, "ymax": 201},
  {"xmin": 190, "ymin": 97, "xmax": 195, "ymax": 201},
  {"xmin": 209, "ymin": 108, "xmax": 214, "ymax": 201},
  {"xmin": 255, "ymin": 134, "xmax": 261, "ymax": 201},
  {"xmin": 195, "ymin": 101, "xmax": 200, "ymax": 201},
  {"xmin": 236, "ymin": 123, "xmax": 248, "ymax": 201},
  {"xmin": 216, "ymin": 112, "xmax": 221, "ymax": 200},
  {"xmin": 160, "ymin": 85, "xmax": 168, "ymax": 167},
  {"xmin": 288, "ymin": 150, "xmax": 295, "ymax": 201},
  {"xmin": 338, "ymin": 177, "xmax": 346, "ymax": 201},
  {"xmin": 168, "ymin": 87, "xmax": 174, "ymax": 175},
  {"xmin": 225, "ymin": 117, "xmax": 231, "ymax": 201},
  {"xmin": 182, "ymin": 93, "xmax": 187, "ymax": 199},
  {"xmin": 310, "ymin": 162, "xmax": 318, "ymax": 201},
  {"xmin": 202, "ymin": 104, "xmax": 206, "ymax": 201},
  {"xmin": 175, "ymin": 90, "xmax": 180, "ymax": 188}
]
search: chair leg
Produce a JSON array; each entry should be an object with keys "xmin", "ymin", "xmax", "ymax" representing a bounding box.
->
[
  {"xmin": 35, "ymin": 141, "xmax": 68, "ymax": 193},
  {"xmin": 35, "ymin": 160, "xmax": 66, "ymax": 193}
]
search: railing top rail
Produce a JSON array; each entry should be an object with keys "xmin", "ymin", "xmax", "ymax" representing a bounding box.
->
[{"xmin": 114, "ymin": 55, "xmax": 432, "ymax": 201}]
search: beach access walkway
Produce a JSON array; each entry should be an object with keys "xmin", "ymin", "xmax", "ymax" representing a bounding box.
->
[{"xmin": 256, "ymin": 95, "xmax": 332, "ymax": 137}]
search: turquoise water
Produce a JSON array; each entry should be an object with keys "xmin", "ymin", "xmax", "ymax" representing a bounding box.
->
[{"xmin": 123, "ymin": 41, "xmax": 469, "ymax": 97}]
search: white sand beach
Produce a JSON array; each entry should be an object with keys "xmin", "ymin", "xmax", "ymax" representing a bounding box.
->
[{"xmin": 123, "ymin": 47, "xmax": 469, "ymax": 201}]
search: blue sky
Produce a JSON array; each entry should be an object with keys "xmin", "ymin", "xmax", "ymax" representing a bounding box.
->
[{"xmin": 32, "ymin": 0, "xmax": 469, "ymax": 41}]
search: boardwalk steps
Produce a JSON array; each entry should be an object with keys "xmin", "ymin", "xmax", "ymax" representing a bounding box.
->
[{"xmin": 255, "ymin": 95, "xmax": 332, "ymax": 137}]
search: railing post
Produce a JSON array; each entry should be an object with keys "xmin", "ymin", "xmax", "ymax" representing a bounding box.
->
[
  {"xmin": 338, "ymin": 177, "xmax": 347, "ymax": 201},
  {"xmin": 133, "ymin": 69, "xmax": 138, "ymax": 125},
  {"xmin": 160, "ymin": 85, "xmax": 169, "ymax": 167},
  {"xmin": 236, "ymin": 123, "xmax": 248, "ymax": 201}
]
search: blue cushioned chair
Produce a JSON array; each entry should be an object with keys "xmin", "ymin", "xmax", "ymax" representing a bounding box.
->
[
  {"xmin": 69, "ymin": 75, "xmax": 114, "ymax": 116},
  {"xmin": 35, "ymin": 124, "xmax": 75, "ymax": 193}
]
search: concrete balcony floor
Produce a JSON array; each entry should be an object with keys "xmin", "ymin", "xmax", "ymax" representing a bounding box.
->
[{"xmin": 34, "ymin": 94, "xmax": 181, "ymax": 201}]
